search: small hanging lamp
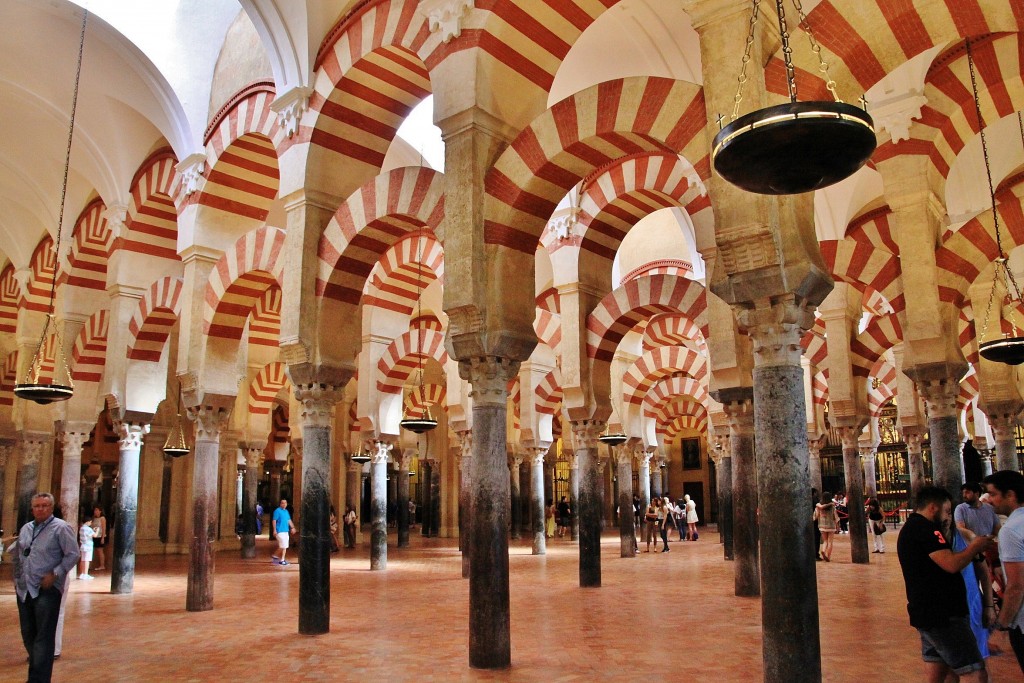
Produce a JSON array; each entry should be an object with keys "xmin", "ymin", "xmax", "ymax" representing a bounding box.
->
[
  {"xmin": 598, "ymin": 432, "xmax": 628, "ymax": 446},
  {"xmin": 400, "ymin": 232, "xmax": 438, "ymax": 434},
  {"xmin": 966, "ymin": 41, "xmax": 1024, "ymax": 366},
  {"xmin": 14, "ymin": 11, "xmax": 90, "ymax": 405},
  {"xmin": 163, "ymin": 384, "xmax": 191, "ymax": 458},
  {"xmin": 350, "ymin": 450, "xmax": 371, "ymax": 464},
  {"xmin": 711, "ymin": 0, "xmax": 876, "ymax": 195}
]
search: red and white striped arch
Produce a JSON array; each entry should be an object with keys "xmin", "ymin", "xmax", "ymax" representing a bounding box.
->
[
  {"xmin": 850, "ymin": 313, "xmax": 903, "ymax": 378},
  {"xmin": 127, "ymin": 277, "xmax": 184, "ymax": 362},
  {"xmin": 536, "ymin": 287, "xmax": 560, "ymax": 314},
  {"xmin": 642, "ymin": 313, "xmax": 706, "ymax": 350},
  {"xmin": 271, "ymin": 403, "xmax": 290, "ymax": 444},
  {"xmin": 802, "ymin": 318, "xmax": 828, "ymax": 368},
  {"xmin": 124, "ymin": 150, "xmax": 179, "ymax": 261},
  {"xmin": 535, "ymin": 367, "xmax": 563, "ymax": 415},
  {"xmin": 64, "ymin": 199, "xmax": 111, "ymax": 291},
  {"xmin": 820, "ymin": 240, "xmax": 903, "ymax": 314},
  {"xmin": 0, "ymin": 265, "xmax": 19, "ymax": 334},
  {"xmin": 533, "ymin": 308, "xmax": 562, "ymax": 350},
  {"xmin": 845, "ymin": 207, "xmax": 898, "ymax": 255},
  {"xmin": 249, "ymin": 362, "xmax": 290, "ymax": 416},
  {"xmin": 204, "ymin": 227, "xmax": 286, "ymax": 341},
  {"xmin": 652, "ymin": 397, "xmax": 708, "ymax": 438},
  {"xmin": 375, "ymin": 326, "xmax": 448, "ymax": 395},
  {"xmin": 0, "ymin": 351, "xmax": 17, "ymax": 407},
  {"xmin": 485, "ymin": 77, "xmax": 709, "ymax": 255},
  {"xmin": 867, "ymin": 358, "xmax": 898, "ymax": 417},
  {"xmin": 862, "ymin": 286, "xmax": 895, "ymax": 317},
  {"xmin": 317, "ymin": 166, "xmax": 445, "ymax": 310},
  {"xmin": 404, "ymin": 383, "xmax": 445, "ymax": 419},
  {"xmin": 642, "ymin": 376, "xmax": 708, "ymax": 417},
  {"xmin": 622, "ymin": 345, "xmax": 707, "ymax": 406},
  {"xmin": 364, "ymin": 232, "xmax": 443, "ymax": 315},
  {"xmin": 249, "ymin": 286, "xmax": 281, "ymax": 348},
  {"xmin": 661, "ymin": 414, "xmax": 708, "ymax": 441},
  {"xmin": 509, "ymin": 376, "xmax": 520, "ymax": 431},
  {"xmin": 24, "ymin": 237, "xmax": 56, "ymax": 313},
  {"xmin": 957, "ymin": 368, "xmax": 980, "ymax": 420},
  {"xmin": 587, "ymin": 274, "xmax": 707, "ymax": 363},
  {"xmin": 70, "ymin": 309, "xmax": 108, "ymax": 383},
  {"xmin": 196, "ymin": 133, "xmax": 279, "ymax": 223},
  {"xmin": 812, "ymin": 369, "xmax": 829, "ymax": 408}
]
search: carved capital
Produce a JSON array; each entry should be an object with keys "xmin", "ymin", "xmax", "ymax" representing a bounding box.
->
[
  {"xmin": 270, "ymin": 86, "xmax": 312, "ymax": 138},
  {"xmin": 983, "ymin": 403, "xmax": 1022, "ymax": 441},
  {"xmin": 613, "ymin": 444, "xmax": 633, "ymax": 468},
  {"xmin": 398, "ymin": 448, "xmax": 415, "ymax": 470},
  {"xmin": 175, "ymin": 153, "xmax": 207, "ymax": 197},
  {"xmin": 570, "ymin": 420, "xmax": 605, "ymax": 451},
  {"xmin": 527, "ymin": 446, "xmax": 548, "ymax": 467},
  {"xmin": 807, "ymin": 434, "xmax": 826, "ymax": 459},
  {"xmin": 454, "ymin": 430, "xmax": 472, "ymax": 461},
  {"xmin": 836, "ymin": 425, "xmax": 861, "ymax": 450},
  {"xmin": 459, "ymin": 356, "xmax": 520, "ymax": 407},
  {"xmin": 187, "ymin": 403, "xmax": 232, "ymax": 442},
  {"xmin": 509, "ymin": 454, "xmax": 524, "ymax": 468},
  {"xmin": 418, "ymin": 0, "xmax": 474, "ymax": 43},
  {"xmin": 858, "ymin": 446, "xmax": 876, "ymax": 460},
  {"xmin": 633, "ymin": 444, "xmax": 653, "ymax": 467},
  {"xmin": 735, "ymin": 295, "xmax": 814, "ymax": 368},
  {"xmin": 903, "ymin": 429, "xmax": 924, "ymax": 454},
  {"xmin": 115, "ymin": 422, "xmax": 150, "ymax": 451},
  {"xmin": 294, "ymin": 382, "xmax": 344, "ymax": 429},
  {"xmin": 868, "ymin": 91, "xmax": 927, "ymax": 144},
  {"xmin": 712, "ymin": 433, "xmax": 730, "ymax": 455},
  {"xmin": 0, "ymin": 440, "xmax": 13, "ymax": 468},
  {"xmin": 20, "ymin": 438, "xmax": 45, "ymax": 466},
  {"xmin": 61, "ymin": 430, "xmax": 90, "ymax": 455},
  {"xmin": 568, "ymin": 452, "xmax": 580, "ymax": 469},
  {"xmin": 372, "ymin": 440, "xmax": 393, "ymax": 464},
  {"xmin": 722, "ymin": 397, "xmax": 755, "ymax": 437},
  {"xmin": 917, "ymin": 378, "xmax": 960, "ymax": 420},
  {"xmin": 239, "ymin": 442, "xmax": 266, "ymax": 469}
]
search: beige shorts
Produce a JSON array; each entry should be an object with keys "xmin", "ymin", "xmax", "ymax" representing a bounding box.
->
[{"xmin": 276, "ymin": 531, "xmax": 290, "ymax": 549}]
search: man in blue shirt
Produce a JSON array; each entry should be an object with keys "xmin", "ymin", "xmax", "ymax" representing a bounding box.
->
[
  {"xmin": 983, "ymin": 470, "xmax": 1024, "ymax": 674},
  {"xmin": 271, "ymin": 499, "xmax": 296, "ymax": 566},
  {"xmin": 10, "ymin": 492, "xmax": 79, "ymax": 683},
  {"xmin": 955, "ymin": 482, "xmax": 1000, "ymax": 539}
]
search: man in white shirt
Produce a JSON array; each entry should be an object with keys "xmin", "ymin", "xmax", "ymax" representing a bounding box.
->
[{"xmin": 983, "ymin": 470, "xmax": 1024, "ymax": 675}]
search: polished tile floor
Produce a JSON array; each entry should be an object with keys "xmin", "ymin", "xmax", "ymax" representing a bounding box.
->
[{"xmin": 0, "ymin": 529, "xmax": 1020, "ymax": 682}]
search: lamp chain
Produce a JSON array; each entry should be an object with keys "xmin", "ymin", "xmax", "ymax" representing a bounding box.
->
[
  {"xmin": 790, "ymin": 0, "xmax": 840, "ymax": 102},
  {"xmin": 775, "ymin": 0, "xmax": 797, "ymax": 103},
  {"xmin": 730, "ymin": 0, "xmax": 762, "ymax": 120}
]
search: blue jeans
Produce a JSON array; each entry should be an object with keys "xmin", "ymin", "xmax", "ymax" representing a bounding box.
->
[{"xmin": 18, "ymin": 586, "xmax": 62, "ymax": 683}]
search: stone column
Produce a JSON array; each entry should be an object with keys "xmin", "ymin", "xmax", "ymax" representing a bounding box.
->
[
  {"xmin": 597, "ymin": 454, "xmax": 609, "ymax": 531},
  {"xmin": 650, "ymin": 457, "xmax": 663, "ymax": 498},
  {"xmin": 571, "ymin": 420, "xmax": 604, "ymax": 588},
  {"xmin": 455, "ymin": 430, "xmax": 472, "ymax": 579},
  {"xmin": 710, "ymin": 437, "xmax": 733, "ymax": 561},
  {"xmin": 460, "ymin": 356, "xmax": 519, "ymax": 669},
  {"xmin": 17, "ymin": 435, "xmax": 46, "ymax": 530},
  {"xmin": 509, "ymin": 454, "xmax": 523, "ymax": 539},
  {"xmin": 568, "ymin": 451, "xmax": 580, "ymax": 541},
  {"xmin": 860, "ymin": 446, "xmax": 878, "ymax": 499},
  {"xmin": 904, "ymin": 429, "xmax": 926, "ymax": 502},
  {"xmin": 60, "ymin": 427, "xmax": 91, "ymax": 526},
  {"xmin": 370, "ymin": 440, "xmax": 391, "ymax": 571},
  {"xmin": 719, "ymin": 390, "xmax": 758, "ymax": 596},
  {"xmin": 291, "ymin": 439, "xmax": 304, "ymax": 516},
  {"xmin": 913, "ymin": 373, "xmax": 966, "ymax": 499},
  {"xmin": 528, "ymin": 446, "xmax": 548, "ymax": 555},
  {"xmin": 636, "ymin": 447, "xmax": 652, "ymax": 512},
  {"xmin": 0, "ymin": 441, "xmax": 12, "ymax": 532},
  {"xmin": 240, "ymin": 443, "xmax": 264, "ymax": 559},
  {"xmin": 615, "ymin": 445, "xmax": 635, "ymax": 558},
  {"xmin": 186, "ymin": 399, "xmax": 232, "ymax": 612},
  {"xmin": 807, "ymin": 436, "xmax": 824, "ymax": 495},
  {"xmin": 268, "ymin": 461, "xmax": 282, "ymax": 536},
  {"xmin": 428, "ymin": 454, "xmax": 441, "ymax": 538},
  {"xmin": 837, "ymin": 426, "xmax": 869, "ymax": 565},
  {"xmin": 740, "ymin": 298, "xmax": 821, "ymax": 683},
  {"xmin": 397, "ymin": 449, "xmax": 412, "ymax": 548},
  {"xmin": 295, "ymin": 383, "xmax": 343, "ymax": 635},
  {"xmin": 979, "ymin": 449, "xmax": 995, "ymax": 478},
  {"xmin": 111, "ymin": 417, "xmax": 150, "ymax": 594},
  {"xmin": 419, "ymin": 459, "xmax": 431, "ymax": 536},
  {"xmin": 988, "ymin": 411, "xmax": 1020, "ymax": 472}
]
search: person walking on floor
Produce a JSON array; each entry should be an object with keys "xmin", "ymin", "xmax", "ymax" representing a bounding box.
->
[
  {"xmin": 814, "ymin": 491, "xmax": 838, "ymax": 562},
  {"xmin": 270, "ymin": 499, "xmax": 296, "ymax": 565},
  {"xmin": 643, "ymin": 498, "xmax": 659, "ymax": 552},
  {"xmin": 684, "ymin": 494, "xmax": 699, "ymax": 541},
  {"xmin": 657, "ymin": 497, "xmax": 673, "ymax": 552},
  {"xmin": 983, "ymin": 470, "xmax": 1024, "ymax": 675},
  {"xmin": 343, "ymin": 506, "xmax": 357, "ymax": 548},
  {"xmin": 90, "ymin": 506, "xmax": 107, "ymax": 571},
  {"xmin": 868, "ymin": 497, "xmax": 886, "ymax": 554},
  {"xmin": 77, "ymin": 518, "xmax": 97, "ymax": 579}
]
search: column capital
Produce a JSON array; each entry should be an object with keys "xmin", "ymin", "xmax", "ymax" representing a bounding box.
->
[
  {"xmin": 509, "ymin": 453, "xmax": 524, "ymax": 467},
  {"xmin": 454, "ymin": 429, "xmax": 473, "ymax": 462},
  {"xmin": 836, "ymin": 425, "xmax": 862, "ymax": 450},
  {"xmin": 61, "ymin": 429, "xmax": 90, "ymax": 454},
  {"xmin": 239, "ymin": 441, "xmax": 266, "ymax": 469},
  {"xmin": 982, "ymin": 401, "xmax": 1023, "ymax": 440},
  {"xmin": 294, "ymin": 382, "xmax": 345, "ymax": 429},
  {"xmin": 570, "ymin": 420, "xmax": 605, "ymax": 450},
  {"xmin": 372, "ymin": 440, "xmax": 393, "ymax": 464},
  {"xmin": 734, "ymin": 294, "xmax": 815, "ymax": 368},
  {"xmin": 613, "ymin": 444, "xmax": 633, "ymax": 468},
  {"xmin": 115, "ymin": 421, "xmax": 150, "ymax": 451},
  {"xmin": 187, "ymin": 400, "xmax": 233, "ymax": 443},
  {"xmin": 721, "ymin": 394, "xmax": 755, "ymax": 436},
  {"xmin": 807, "ymin": 434, "xmax": 826, "ymax": 458},
  {"xmin": 0, "ymin": 439, "xmax": 13, "ymax": 467},
  {"xmin": 858, "ymin": 445, "xmax": 876, "ymax": 459},
  {"xmin": 459, "ymin": 356, "xmax": 520, "ymax": 407},
  {"xmin": 903, "ymin": 428, "xmax": 924, "ymax": 454},
  {"xmin": 526, "ymin": 445, "xmax": 549, "ymax": 466},
  {"xmin": 915, "ymin": 377, "xmax": 961, "ymax": 421}
]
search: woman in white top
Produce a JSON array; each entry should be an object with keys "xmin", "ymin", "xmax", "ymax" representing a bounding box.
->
[{"xmin": 684, "ymin": 494, "xmax": 699, "ymax": 541}]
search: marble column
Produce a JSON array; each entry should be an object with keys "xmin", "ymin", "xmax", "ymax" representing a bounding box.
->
[
  {"xmin": 569, "ymin": 452, "xmax": 580, "ymax": 541},
  {"xmin": 461, "ymin": 356, "xmax": 518, "ymax": 669},
  {"xmin": 916, "ymin": 375, "xmax": 965, "ymax": 499},
  {"xmin": 528, "ymin": 446, "xmax": 547, "ymax": 555},
  {"xmin": 60, "ymin": 427, "xmax": 91, "ymax": 526},
  {"xmin": 428, "ymin": 455, "xmax": 441, "ymax": 538},
  {"xmin": 837, "ymin": 426, "xmax": 869, "ymax": 565},
  {"xmin": 720, "ymin": 391, "xmax": 758, "ymax": 596},
  {"xmin": 807, "ymin": 437, "xmax": 824, "ymax": 496},
  {"xmin": 597, "ymin": 455, "xmax": 609, "ymax": 531},
  {"xmin": 296, "ymin": 383, "xmax": 343, "ymax": 635},
  {"xmin": 455, "ymin": 431, "xmax": 472, "ymax": 579},
  {"xmin": 904, "ymin": 430, "xmax": 927, "ymax": 502},
  {"xmin": 980, "ymin": 449, "xmax": 995, "ymax": 478},
  {"xmin": 711, "ymin": 438, "xmax": 733, "ymax": 561},
  {"xmin": 186, "ymin": 400, "xmax": 231, "ymax": 612},
  {"xmin": 988, "ymin": 412, "xmax": 1020, "ymax": 473},
  {"xmin": 861, "ymin": 446, "xmax": 878, "ymax": 499},
  {"xmin": 397, "ymin": 449, "xmax": 411, "ymax": 548},
  {"xmin": 17, "ymin": 436, "xmax": 45, "ymax": 530},
  {"xmin": 650, "ymin": 458, "xmax": 663, "ymax": 498},
  {"xmin": 370, "ymin": 440, "xmax": 391, "ymax": 571},
  {"xmin": 742, "ymin": 299, "xmax": 821, "ymax": 683},
  {"xmin": 240, "ymin": 443, "xmax": 264, "ymax": 559},
  {"xmin": 111, "ymin": 418, "xmax": 149, "ymax": 594},
  {"xmin": 615, "ymin": 445, "xmax": 635, "ymax": 558},
  {"xmin": 268, "ymin": 463, "xmax": 282, "ymax": 537},
  {"xmin": 571, "ymin": 420, "xmax": 604, "ymax": 588},
  {"xmin": 637, "ymin": 447, "xmax": 652, "ymax": 512},
  {"xmin": 0, "ymin": 442, "xmax": 11, "ymax": 532},
  {"xmin": 509, "ymin": 454, "xmax": 523, "ymax": 540},
  {"xmin": 420, "ymin": 459, "xmax": 431, "ymax": 537}
]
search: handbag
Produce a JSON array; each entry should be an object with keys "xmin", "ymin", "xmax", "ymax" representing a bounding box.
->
[{"xmin": 873, "ymin": 521, "xmax": 886, "ymax": 535}]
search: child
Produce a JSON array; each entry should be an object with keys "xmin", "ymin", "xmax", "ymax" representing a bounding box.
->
[{"xmin": 78, "ymin": 518, "xmax": 97, "ymax": 580}]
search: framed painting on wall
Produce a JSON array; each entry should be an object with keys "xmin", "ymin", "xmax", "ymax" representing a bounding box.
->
[{"xmin": 682, "ymin": 438, "xmax": 701, "ymax": 470}]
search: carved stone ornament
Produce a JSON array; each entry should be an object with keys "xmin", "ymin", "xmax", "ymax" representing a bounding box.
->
[
  {"xmin": 294, "ymin": 382, "xmax": 345, "ymax": 429},
  {"xmin": 242, "ymin": 444, "xmax": 266, "ymax": 470},
  {"xmin": 187, "ymin": 404, "xmax": 232, "ymax": 442},
  {"xmin": 270, "ymin": 86, "xmax": 312, "ymax": 138},
  {"xmin": 509, "ymin": 453, "xmax": 524, "ymax": 468},
  {"xmin": 633, "ymin": 444, "xmax": 653, "ymax": 466},
  {"xmin": 723, "ymin": 398, "xmax": 755, "ymax": 437},
  {"xmin": 528, "ymin": 447, "xmax": 548, "ymax": 466},
  {"xmin": 115, "ymin": 422, "xmax": 150, "ymax": 451},
  {"xmin": 418, "ymin": 0, "xmax": 474, "ymax": 43},
  {"xmin": 719, "ymin": 230, "xmax": 779, "ymax": 273},
  {"xmin": 461, "ymin": 356, "xmax": 520, "ymax": 407},
  {"xmin": 917, "ymin": 379, "xmax": 959, "ymax": 420},
  {"xmin": 373, "ymin": 440, "xmax": 393, "ymax": 464},
  {"xmin": 61, "ymin": 431, "xmax": 90, "ymax": 455},
  {"xmin": 868, "ymin": 91, "xmax": 927, "ymax": 145},
  {"xmin": 20, "ymin": 439, "xmax": 44, "ymax": 467},
  {"xmin": 836, "ymin": 425, "xmax": 861, "ymax": 451},
  {"xmin": 570, "ymin": 420, "xmax": 605, "ymax": 451},
  {"xmin": 985, "ymin": 409, "xmax": 1020, "ymax": 441},
  {"xmin": 175, "ymin": 153, "xmax": 207, "ymax": 198},
  {"xmin": 613, "ymin": 445, "xmax": 633, "ymax": 468},
  {"xmin": 736, "ymin": 296, "xmax": 815, "ymax": 368},
  {"xmin": 858, "ymin": 446, "xmax": 876, "ymax": 460},
  {"xmin": 456, "ymin": 430, "xmax": 473, "ymax": 461},
  {"xmin": 903, "ymin": 430, "xmax": 924, "ymax": 453}
]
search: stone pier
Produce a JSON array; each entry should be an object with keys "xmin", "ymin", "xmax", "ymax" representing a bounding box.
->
[
  {"xmin": 572, "ymin": 421, "xmax": 603, "ymax": 588},
  {"xmin": 370, "ymin": 441, "xmax": 391, "ymax": 571},
  {"xmin": 186, "ymin": 399, "xmax": 231, "ymax": 612},
  {"xmin": 111, "ymin": 416, "xmax": 149, "ymax": 594}
]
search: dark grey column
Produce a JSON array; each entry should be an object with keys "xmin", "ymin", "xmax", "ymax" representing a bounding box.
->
[
  {"xmin": 186, "ymin": 400, "xmax": 231, "ymax": 612},
  {"xmin": 463, "ymin": 357, "xmax": 518, "ymax": 669},
  {"xmin": 837, "ymin": 426, "xmax": 869, "ymax": 565},
  {"xmin": 420, "ymin": 460, "xmax": 432, "ymax": 537},
  {"xmin": 240, "ymin": 444, "xmax": 263, "ymax": 559},
  {"xmin": 346, "ymin": 458, "xmax": 361, "ymax": 546},
  {"xmin": 650, "ymin": 457, "xmax": 663, "ymax": 498},
  {"xmin": 808, "ymin": 438, "xmax": 824, "ymax": 499},
  {"xmin": 861, "ymin": 446, "xmax": 878, "ymax": 498},
  {"xmin": 0, "ymin": 442, "xmax": 11, "ymax": 532},
  {"xmin": 16, "ymin": 437, "xmax": 45, "ymax": 530},
  {"xmin": 509, "ymin": 455, "xmax": 522, "ymax": 539},
  {"xmin": 616, "ymin": 447, "xmax": 634, "ymax": 558},
  {"xmin": 268, "ymin": 465, "xmax": 282, "ymax": 538},
  {"xmin": 989, "ymin": 411, "xmax": 1021, "ymax": 472},
  {"xmin": 746, "ymin": 303, "xmax": 821, "ymax": 683},
  {"xmin": 910, "ymin": 369, "xmax": 967, "ymax": 500},
  {"xmin": 59, "ymin": 428, "xmax": 90, "ymax": 527},
  {"xmin": 370, "ymin": 441, "xmax": 390, "ymax": 571},
  {"xmin": 529, "ymin": 447, "xmax": 547, "ymax": 555},
  {"xmin": 111, "ymin": 418, "xmax": 148, "ymax": 594},
  {"xmin": 429, "ymin": 458, "xmax": 441, "ymax": 537},
  {"xmin": 637, "ymin": 448, "xmax": 652, "ymax": 512},
  {"xmin": 398, "ymin": 450, "xmax": 411, "ymax": 548},
  {"xmin": 296, "ymin": 385, "xmax": 341, "ymax": 635},
  {"xmin": 572, "ymin": 421, "xmax": 603, "ymax": 587},
  {"xmin": 569, "ymin": 453, "xmax": 580, "ymax": 541},
  {"xmin": 905, "ymin": 430, "xmax": 926, "ymax": 502},
  {"xmin": 713, "ymin": 442, "xmax": 734, "ymax": 561},
  {"xmin": 456, "ymin": 432, "xmax": 472, "ymax": 579},
  {"xmin": 718, "ymin": 390, "xmax": 758, "ymax": 597}
]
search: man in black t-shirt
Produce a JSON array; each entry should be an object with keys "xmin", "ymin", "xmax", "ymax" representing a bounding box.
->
[{"xmin": 897, "ymin": 486, "xmax": 995, "ymax": 682}]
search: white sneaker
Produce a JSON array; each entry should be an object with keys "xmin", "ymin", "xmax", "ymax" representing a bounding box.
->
[{"xmin": 81, "ymin": 574, "xmax": 94, "ymax": 580}]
